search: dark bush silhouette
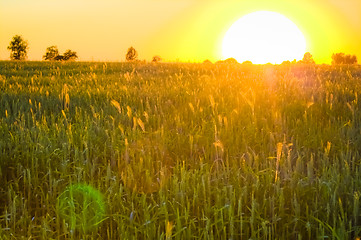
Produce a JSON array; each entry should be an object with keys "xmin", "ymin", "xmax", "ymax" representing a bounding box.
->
[
  {"xmin": 54, "ymin": 55, "xmax": 64, "ymax": 61},
  {"xmin": 7, "ymin": 35, "xmax": 28, "ymax": 60},
  {"xmin": 63, "ymin": 50, "xmax": 78, "ymax": 61},
  {"xmin": 302, "ymin": 52, "xmax": 315, "ymax": 64},
  {"xmin": 332, "ymin": 53, "xmax": 357, "ymax": 65},
  {"xmin": 152, "ymin": 55, "xmax": 161, "ymax": 63},
  {"xmin": 43, "ymin": 46, "xmax": 59, "ymax": 61},
  {"xmin": 126, "ymin": 47, "xmax": 138, "ymax": 62},
  {"xmin": 43, "ymin": 46, "xmax": 78, "ymax": 61}
]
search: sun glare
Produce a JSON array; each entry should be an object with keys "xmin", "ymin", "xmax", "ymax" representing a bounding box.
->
[{"xmin": 222, "ymin": 11, "xmax": 306, "ymax": 64}]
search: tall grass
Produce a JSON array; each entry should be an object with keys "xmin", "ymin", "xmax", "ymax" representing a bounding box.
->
[{"xmin": 0, "ymin": 60, "xmax": 361, "ymax": 239}]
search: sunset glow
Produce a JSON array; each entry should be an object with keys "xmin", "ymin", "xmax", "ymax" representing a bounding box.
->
[
  {"xmin": 2, "ymin": 0, "xmax": 361, "ymax": 238},
  {"xmin": 222, "ymin": 11, "xmax": 306, "ymax": 64},
  {"xmin": 0, "ymin": 0, "xmax": 360, "ymax": 63}
]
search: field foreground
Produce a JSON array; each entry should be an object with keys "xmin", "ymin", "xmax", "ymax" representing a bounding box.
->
[{"xmin": 1, "ymin": 61, "xmax": 361, "ymax": 239}]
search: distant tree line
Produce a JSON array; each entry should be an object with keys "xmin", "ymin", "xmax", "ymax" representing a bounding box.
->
[
  {"xmin": 6, "ymin": 34, "xmax": 358, "ymax": 65},
  {"xmin": 6, "ymin": 35, "xmax": 78, "ymax": 61},
  {"xmin": 331, "ymin": 53, "xmax": 357, "ymax": 65},
  {"xmin": 43, "ymin": 46, "xmax": 78, "ymax": 61}
]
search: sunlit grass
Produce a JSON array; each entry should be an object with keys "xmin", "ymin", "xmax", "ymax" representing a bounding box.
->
[{"xmin": 0, "ymin": 60, "xmax": 361, "ymax": 239}]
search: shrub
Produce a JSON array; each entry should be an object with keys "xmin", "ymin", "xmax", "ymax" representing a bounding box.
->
[
  {"xmin": 332, "ymin": 53, "xmax": 357, "ymax": 65},
  {"xmin": 126, "ymin": 47, "xmax": 138, "ymax": 62}
]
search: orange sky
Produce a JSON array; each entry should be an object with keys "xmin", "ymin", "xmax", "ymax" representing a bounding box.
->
[{"xmin": 0, "ymin": 0, "xmax": 360, "ymax": 63}]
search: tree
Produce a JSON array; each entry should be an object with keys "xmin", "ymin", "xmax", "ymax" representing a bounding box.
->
[
  {"xmin": 332, "ymin": 53, "xmax": 357, "ymax": 65},
  {"xmin": 63, "ymin": 50, "xmax": 78, "ymax": 61},
  {"xmin": 152, "ymin": 55, "xmax": 161, "ymax": 63},
  {"xmin": 344, "ymin": 54, "xmax": 357, "ymax": 64},
  {"xmin": 43, "ymin": 46, "xmax": 59, "ymax": 61},
  {"xmin": 43, "ymin": 47, "xmax": 78, "ymax": 61},
  {"xmin": 224, "ymin": 58, "xmax": 239, "ymax": 64},
  {"xmin": 7, "ymin": 35, "xmax": 28, "ymax": 60},
  {"xmin": 302, "ymin": 52, "xmax": 315, "ymax": 64},
  {"xmin": 54, "ymin": 55, "xmax": 64, "ymax": 61},
  {"xmin": 126, "ymin": 47, "xmax": 138, "ymax": 61}
]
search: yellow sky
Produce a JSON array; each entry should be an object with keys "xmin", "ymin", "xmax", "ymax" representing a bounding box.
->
[{"xmin": 0, "ymin": 0, "xmax": 360, "ymax": 63}]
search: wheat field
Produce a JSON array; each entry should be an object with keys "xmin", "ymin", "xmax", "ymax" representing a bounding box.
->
[{"xmin": 1, "ymin": 60, "xmax": 361, "ymax": 239}]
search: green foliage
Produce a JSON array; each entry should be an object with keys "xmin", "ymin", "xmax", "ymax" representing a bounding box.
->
[
  {"xmin": 57, "ymin": 183, "xmax": 106, "ymax": 232},
  {"xmin": 7, "ymin": 35, "xmax": 28, "ymax": 60},
  {"xmin": 0, "ymin": 61, "xmax": 361, "ymax": 239}
]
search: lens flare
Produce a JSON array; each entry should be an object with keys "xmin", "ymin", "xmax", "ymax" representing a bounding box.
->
[{"xmin": 57, "ymin": 183, "xmax": 106, "ymax": 232}]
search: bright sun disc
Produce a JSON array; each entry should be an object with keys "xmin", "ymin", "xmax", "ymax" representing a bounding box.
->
[{"xmin": 222, "ymin": 11, "xmax": 306, "ymax": 64}]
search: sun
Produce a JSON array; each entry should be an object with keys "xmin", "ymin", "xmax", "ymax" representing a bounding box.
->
[{"xmin": 222, "ymin": 11, "xmax": 306, "ymax": 64}]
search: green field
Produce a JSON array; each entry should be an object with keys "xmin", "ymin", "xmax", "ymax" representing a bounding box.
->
[{"xmin": 1, "ymin": 61, "xmax": 361, "ymax": 239}]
